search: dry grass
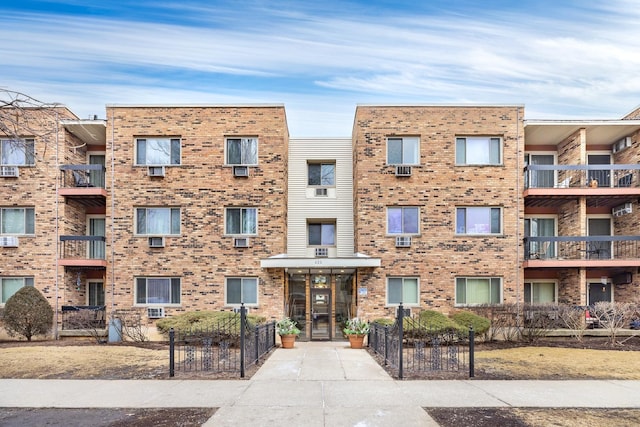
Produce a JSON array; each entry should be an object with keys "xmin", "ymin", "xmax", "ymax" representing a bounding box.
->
[{"xmin": 515, "ymin": 408, "xmax": 640, "ymax": 427}]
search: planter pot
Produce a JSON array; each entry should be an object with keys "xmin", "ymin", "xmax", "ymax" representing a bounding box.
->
[
  {"xmin": 280, "ymin": 334, "xmax": 297, "ymax": 349},
  {"xmin": 347, "ymin": 334, "xmax": 366, "ymax": 349}
]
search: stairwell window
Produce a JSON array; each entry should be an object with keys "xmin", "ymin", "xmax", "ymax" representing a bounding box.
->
[
  {"xmin": 1, "ymin": 139, "xmax": 35, "ymax": 166},
  {"xmin": 135, "ymin": 138, "xmax": 181, "ymax": 165},
  {"xmin": 226, "ymin": 137, "xmax": 258, "ymax": 165},
  {"xmin": 0, "ymin": 207, "xmax": 35, "ymax": 235},
  {"xmin": 308, "ymin": 222, "xmax": 335, "ymax": 246},
  {"xmin": 135, "ymin": 208, "xmax": 180, "ymax": 235},
  {"xmin": 1, "ymin": 277, "xmax": 34, "ymax": 304},
  {"xmin": 387, "ymin": 207, "xmax": 419, "ymax": 235},
  {"xmin": 456, "ymin": 207, "xmax": 501, "ymax": 235},
  {"xmin": 456, "ymin": 137, "xmax": 501, "ymax": 165},
  {"xmin": 456, "ymin": 277, "xmax": 502, "ymax": 305},
  {"xmin": 135, "ymin": 277, "xmax": 180, "ymax": 305},
  {"xmin": 308, "ymin": 162, "xmax": 335, "ymax": 186},
  {"xmin": 225, "ymin": 208, "xmax": 257, "ymax": 235},
  {"xmin": 387, "ymin": 277, "xmax": 419, "ymax": 306},
  {"xmin": 387, "ymin": 137, "xmax": 419, "ymax": 165},
  {"xmin": 225, "ymin": 277, "xmax": 258, "ymax": 306}
]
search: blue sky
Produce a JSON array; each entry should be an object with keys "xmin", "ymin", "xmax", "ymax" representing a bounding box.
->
[{"xmin": 2, "ymin": 0, "xmax": 639, "ymax": 136}]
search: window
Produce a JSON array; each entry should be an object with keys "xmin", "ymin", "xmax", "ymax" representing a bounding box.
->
[
  {"xmin": 308, "ymin": 222, "xmax": 335, "ymax": 246},
  {"xmin": 225, "ymin": 277, "xmax": 258, "ymax": 306},
  {"xmin": 387, "ymin": 137, "xmax": 419, "ymax": 165},
  {"xmin": 226, "ymin": 137, "xmax": 258, "ymax": 165},
  {"xmin": 135, "ymin": 277, "xmax": 180, "ymax": 305},
  {"xmin": 0, "ymin": 208, "xmax": 35, "ymax": 235},
  {"xmin": 308, "ymin": 163, "xmax": 335, "ymax": 186},
  {"xmin": 456, "ymin": 207, "xmax": 501, "ymax": 234},
  {"xmin": 387, "ymin": 277, "xmax": 419, "ymax": 306},
  {"xmin": 456, "ymin": 277, "xmax": 501, "ymax": 305},
  {"xmin": 135, "ymin": 208, "xmax": 180, "ymax": 235},
  {"xmin": 456, "ymin": 137, "xmax": 501, "ymax": 165},
  {"xmin": 1, "ymin": 277, "xmax": 34, "ymax": 304},
  {"xmin": 225, "ymin": 208, "xmax": 257, "ymax": 235},
  {"xmin": 387, "ymin": 207, "xmax": 419, "ymax": 235},
  {"xmin": 524, "ymin": 282, "xmax": 556, "ymax": 304},
  {"xmin": 135, "ymin": 138, "xmax": 180, "ymax": 165},
  {"xmin": 1, "ymin": 139, "xmax": 35, "ymax": 166}
]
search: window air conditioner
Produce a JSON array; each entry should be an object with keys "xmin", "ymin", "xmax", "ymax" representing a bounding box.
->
[
  {"xmin": 315, "ymin": 247, "xmax": 328, "ymax": 257},
  {"xmin": 148, "ymin": 236, "xmax": 165, "ymax": 248},
  {"xmin": 395, "ymin": 236, "xmax": 412, "ymax": 247},
  {"xmin": 147, "ymin": 166, "xmax": 165, "ymax": 177},
  {"xmin": 0, "ymin": 236, "xmax": 19, "ymax": 247},
  {"xmin": 0, "ymin": 166, "xmax": 19, "ymax": 177},
  {"xmin": 395, "ymin": 165, "xmax": 412, "ymax": 176},
  {"xmin": 315, "ymin": 187, "xmax": 328, "ymax": 197},
  {"xmin": 612, "ymin": 137, "xmax": 632, "ymax": 153},
  {"xmin": 233, "ymin": 237, "xmax": 249, "ymax": 248},
  {"xmin": 147, "ymin": 307, "xmax": 165, "ymax": 318},
  {"xmin": 233, "ymin": 166, "xmax": 249, "ymax": 177},
  {"xmin": 612, "ymin": 203, "xmax": 632, "ymax": 217}
]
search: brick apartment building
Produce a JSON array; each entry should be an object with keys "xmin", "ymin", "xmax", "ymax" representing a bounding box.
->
[{"xmin": 2, "ymin": 102, "xmax": 640, "ymax": 340}]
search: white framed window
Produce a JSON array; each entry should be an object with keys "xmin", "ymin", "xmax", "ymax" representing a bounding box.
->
[
  {"xmin": 387, "ymin": 277, "xmax": 419, "ymax": 306},
  {"xmin": 135, "ymin": 277, "xmax": 181, "ymax": 305},
  {"xmin": 456, "ymin": 207, "xmax": 501, "ymax": 235},
  {"xmin": 225, "ymin": 277, "xmax": 258, "ymax": 306},
  {"xmin": 308, "ymin": 222, "xmax": 335, "ymax": 246},
  {"xmin": 524, "ymin": 281, "xmax": 557, "ymax": 304},
  {"xmin": 456, "ymin": 137, "xmax": 501, "ymax": 165},
  {"xmin": 1, "ymin": 277, "xmax": 34, "ymax": 304},
  {"xmin": 308, "ymin": 162, "xmax": 335, "ymax": 186},
  {"xmin": 1, "ymin": 139, "xmax": 35, "ymax": 166},
  {"xmin": 135, "ymin": 208, "xmax": 180, "ymax": 235},
  {"xmin": 226, "ymin": 137, "xmax": 258, "ymax": 165},
  {"xmin": 456, "ymin": 277, "xmax": 502, "ymax": 305},
  {"xmin": 87, "ymin": 281, "xmax": 105, "ymax": 306},
  {"xmin": 387, "ymin": 137, "xmax": 419, "ymax": 165},
  {"xmin": 387, "ymin": 207, "xmax": 420, "ymax": 235},
  {"xmin": 135, "ymin": 138, "xmax": 181, "ymax": 165},
  {"xmin": 225, "ymin": 208, "xmax": 257, "ymax": 235},
  {"xmin": 0, "ymin": 207, "xmax": 35, "ymax": 235}
]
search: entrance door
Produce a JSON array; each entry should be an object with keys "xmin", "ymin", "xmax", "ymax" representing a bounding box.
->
[
  {"xmin": 311, "ymin": 288, "xmax": 331, "ymax": 340},
  {"xmin": 88, "ymin": 217, "xmax": 106, "ymax": 259},
  {"xmin": 588, "ymin": 154, "xmax": 611, "ymax": 187},
  {"xmin": 88, "ymin": 154, "xmax": 105, "ymax": 188},
  {"xmin": 525, "ymin": 154, "xmax": 554, "ymax": 188},
  {"xmin": 588, "ymin": 217, "xmax": 611, "ymax": 259},
  {"xmin": 588, "ymin": 282, "xmax": 612, "ymax": 305}
]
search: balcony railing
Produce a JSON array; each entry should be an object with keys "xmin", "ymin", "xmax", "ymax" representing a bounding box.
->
[
  {"xmin": 60, "ymin": 164, "xmax": 106, "ymax": 189},
  {"xmin": 524, "ymin": 236, "xmax": 640, "ymax": 261},
  {"xmin": 59, "ymin": 235, "xmax": 106, "ymax": 260},
  {"xmin": 524, "ymin": 164, "xmax": 640, "ymax": 189},
  {"xmin": 61, "ymin": 305, "xmax": 106, "ymax": 330}
]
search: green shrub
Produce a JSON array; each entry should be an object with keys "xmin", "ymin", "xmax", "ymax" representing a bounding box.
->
[
  {"xmin": 3, "ymin": 286, "xmax": 53, "ymax": 341},
  {"xmin": 449, "ymin": 310, "xmax": 491, "ymax": 336},
  {"xmin": 156, "ymin": 310, "xmax": 266, "ymax": 336},
  {"xmin": 402, "ymin": 310, "xmax": 467, "ymax": 338},
  {"xmin": 372, "ymin": 318, "xmax": 395, "ymax": 326}
]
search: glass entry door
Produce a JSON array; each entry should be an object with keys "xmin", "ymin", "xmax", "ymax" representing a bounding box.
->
[{"xmin": 311, "ymin": 288, "xmax": 331, "ymax": 340}]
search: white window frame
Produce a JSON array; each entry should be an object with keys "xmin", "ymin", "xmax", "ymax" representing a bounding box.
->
[
  {"xmin": 307, "ymin": 222, "xmax": 336, "ymax": 247},
  {"xmin": 224, "ymin": 207, "xmax": 258, "ymax": 236},
  {"xmin": 524, "ymin": 281, "xmax": 558, "ymax": 304},
  {"xmin": 134, "ymin": 138, "xmax": 181, "ymax": 166},
  {"xmin": 134, "ymin": 277, "xmax": 181, "ymax": 306},
  {"xmin": 456, "ymin": 136, "xmax": 502, "ymax": 165},
  {"xmin": 225, "ymin": 137, "xmax": 258, "ymax": 166},
  {"xmin": 225, "ymin": 277, "xmax": 259, "ymax": 306},
  {"xmin": 387, "ymin": 137, "xmax": 420, "ymax": 166},
  {"xmin": 456, "ymin": 207, "xmax": 502, "ymax": 235},
  {"xmin": 0, "ymin": 138, "xmax": 35, "ymax": 166},
  {"xmin": 307, "ymin": 162, "xmax": 336, "ymax": 187},
  {"xmin": 0, "ymin": 207, "xmax": 35, "ymax": 235},
  {"xmin": 455, "ymin": 277, "xmax": 502, "ymax": 306},
  {"xmin": 1, "ymin": 277, "xmax": 34, "ymax": 304},
  {"xmin": 134, "ymin": 207, "xmax": 181, "ymax": 236},
  {"xmin": 386, "ymin": 206, "xmax": 420, "ymax": 235},
  {"xmin": 386, "ymin": 277, "xmax": 420, "ymax": 307}
]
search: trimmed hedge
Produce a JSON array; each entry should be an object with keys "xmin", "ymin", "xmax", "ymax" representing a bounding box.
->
[
  {"xmin": 156, "ymin": 310, "xmax": 266, "ymax": 336},
  {"xmin": 449, "ymin": 310, "xmax": 491, "ymax": 336}
]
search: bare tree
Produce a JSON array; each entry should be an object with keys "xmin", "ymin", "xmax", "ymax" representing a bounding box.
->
[{"xmin": 591, "ymin": 301, "xmax": 635, "ymax": 346}]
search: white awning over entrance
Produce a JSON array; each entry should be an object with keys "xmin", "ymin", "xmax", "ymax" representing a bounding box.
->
[{"xmin": 260, "ymin": 253, "xmax": 381, "ymax": 269}]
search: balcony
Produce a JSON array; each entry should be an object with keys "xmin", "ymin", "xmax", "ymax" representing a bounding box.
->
[
  {"xmin": 524, "ymin": 236, "xmax": 640, "ymax": 268},
  {"xmin": 61, "ymin": 305, "xmax": 107, "ymax": 330},
  {"xmin": 59, "ymin": 164, "xmax": 107, "ymax": 207},
  {"xmin": 58, "ymin": 235, "xmax": 107, "ymax": 268}
]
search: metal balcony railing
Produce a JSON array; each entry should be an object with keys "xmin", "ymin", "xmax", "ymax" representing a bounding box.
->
[
  {"xmin": 524, "ymin": 164, "xmax": 640, "ymax": 189},
  {"xmin": 524, "ymin": 236, "xmax": 640, "ymax": 260},
  {"xmin": 60, "ymin": 164, "xmax": 106, "ymax": 189},
  {"xmin": 59, "ymin": 235, "xmax": 106, "ymax": 260},
  {"xmin": 61, "ymin": 305, "xmax": 107, "ymax": 330}
]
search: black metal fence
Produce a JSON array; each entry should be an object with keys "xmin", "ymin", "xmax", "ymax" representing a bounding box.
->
[
  {"xmin": 61, "ymin": 305, "xmax": 107, "ymax": 330},
  {"xmin": 169, "ymin": 305, "xmax": 276, "ymax": 378},
  {"xmin": 369, "ymin": 304, "xmax": 474, "ymax": 379}
]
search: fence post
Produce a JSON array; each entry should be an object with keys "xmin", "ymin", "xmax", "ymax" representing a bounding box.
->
[
  {"xmin": 169, "ymin": 328, "xmax": 175, "ymax": 378},
  {"xmin": 240, "ymin": 303, "xmax": 246, "ymax": 378},
  {"xmin": 255, "ymin": 326, "xmax": 260, "ymax": 361},
  {"xmin": 469, "ymin": 326, "xmax": 475, "ymax": 378},
  {"xmin": 398, "ymin": 303, "xmax": 404, "ymax": 380}
]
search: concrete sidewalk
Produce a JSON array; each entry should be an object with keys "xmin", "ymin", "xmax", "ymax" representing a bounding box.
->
[{"xmin": 1, "ymin": 341, "xmax": 640, "ymax": 426}]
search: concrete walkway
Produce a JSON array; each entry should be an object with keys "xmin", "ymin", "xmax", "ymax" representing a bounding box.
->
[{"xmin": 1, "ymin": 341, "xmax": 640, "ymax": 426}]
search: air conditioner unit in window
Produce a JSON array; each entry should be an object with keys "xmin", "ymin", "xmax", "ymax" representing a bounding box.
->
[
  {"xmin": 233, "ymin": 166, "xmax": 249, "ymax": 177},
  {"xmin": 612, "ymin": 202, "xmax": 632, "ymax": 217},
  {"xmin": 395, "ymin": 165, "xmax": 412, "ymax": 176},
  {"xmin": 147, "ymin": 166, "xmax": 165, "ymax": 177},
  {"xmin": 395, "ymin": 236, "xmax": 412, "ymax": 247},
  {"xmin": 612, "ymin": 136, "xmax": 632, "ymax": 153},
  {"xmin": 233, "ymin": 237, "xmax": 249, "ymax": 248},
  {"xmin": 315, "ymin": 187, "xmax": 328, "ymax": 197},
  {"xmin": 148, "ymin": 236, "xmax": 165, "ymax": 248},
  {"xmin": 147, "ymin": 307, "xmax": 165, "ymax": 318},
  {"xmin": 0, "ymin": 236, "xmax": 19, "ymax": 247},
  {"xmin": 0, "ymin": 166, "xmax": 19, "ymax": 177},
  {"xmin": 315, "ymin": 247, "xmax": 328, "ymax": 257}
]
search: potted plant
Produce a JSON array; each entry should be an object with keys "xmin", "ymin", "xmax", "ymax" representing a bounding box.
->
[
  {"xmin": 276, "ymin": 317, "xmax": 301, "ymax": 348},
  {"xmin": 343, "ymin": 317, "xmax": 370, "ymax": 349}
]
